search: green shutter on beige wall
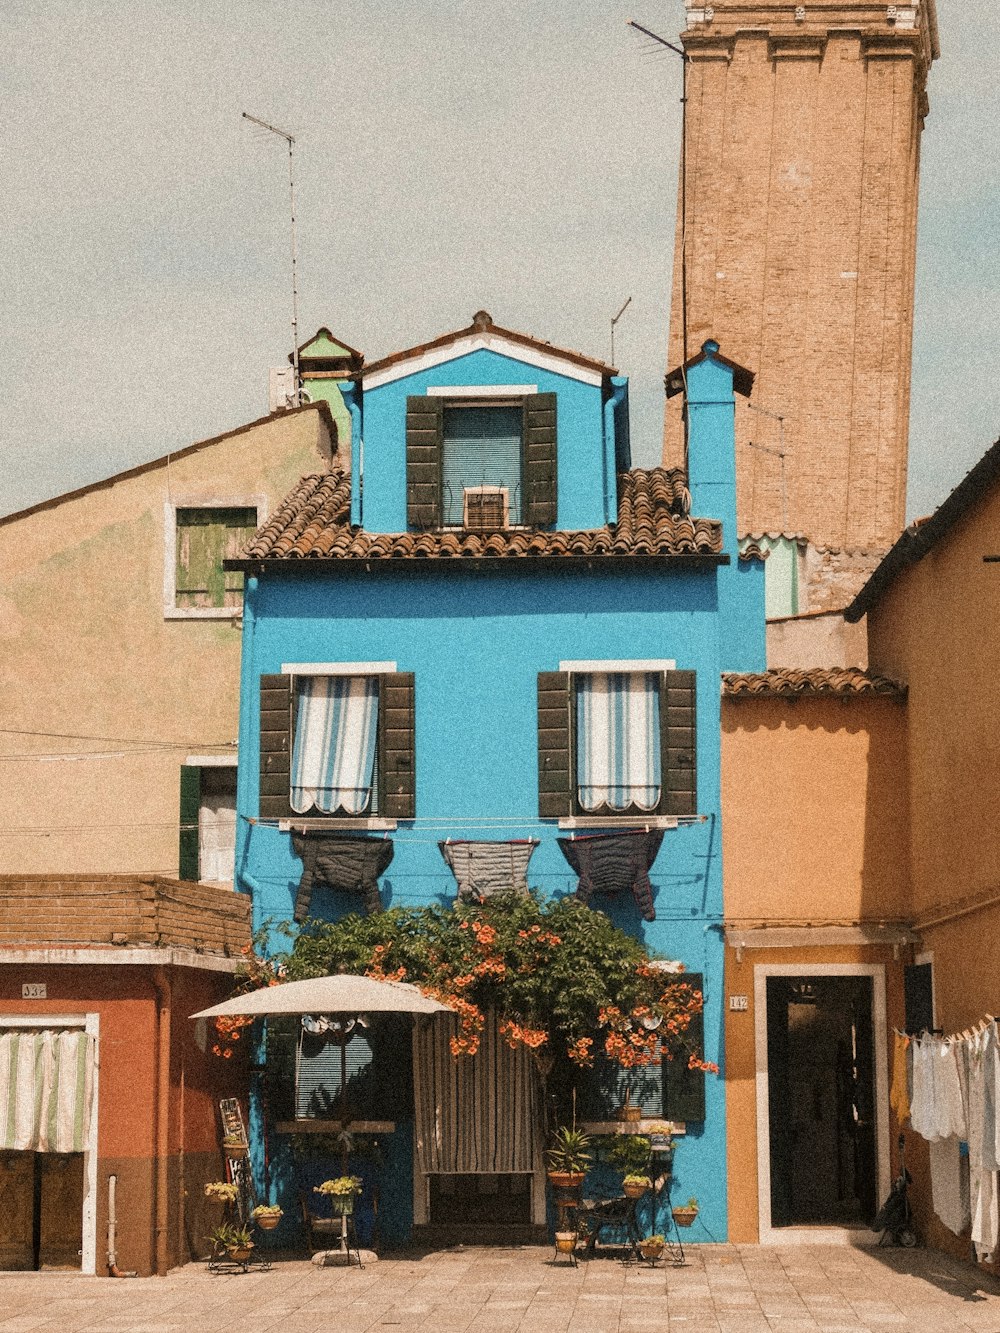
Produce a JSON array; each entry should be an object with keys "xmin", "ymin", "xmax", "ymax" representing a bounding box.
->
[
  {"xmin": 260, "ymin": 674, "xmax": 292, "ymax": 820},
  {"xmin": 523, "ymin": 392, "xmax": 557, "ymax": 527},
  {"xmin": 176, "ymin": 507, "xmax": 257, "ymax": 609},
  {"xmin": 660, "ymin": 669, "xmax": 697, "ymax": 816},
  {"xmin": 379, "ymin": 672, "xmax": 416, "ymax": 819},
  {"xmin": 663, "ymin": 971, "xmax": 706, "ymax": 1123},
  {"xmin": 537, "ymin": 671, "xmax": 572, "ymax": 818},
  {"xmin": 179, "ymin": 764, "xmax": 201, "ymax": 881},
  {"xmin": 406, "ymin": 396, "xmax": 443, "ymax": 529}
]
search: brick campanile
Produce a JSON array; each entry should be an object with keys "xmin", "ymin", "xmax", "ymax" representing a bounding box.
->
[{"xmin": 663, "ymin": 1, "xmax": 939, "ymax": 554}]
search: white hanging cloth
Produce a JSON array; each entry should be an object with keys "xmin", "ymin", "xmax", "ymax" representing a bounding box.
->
[{"xmin": 0, "ymin": 1029, "xmax": 95, "ymax": 1153}]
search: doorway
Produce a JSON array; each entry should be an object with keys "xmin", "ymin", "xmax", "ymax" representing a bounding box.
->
[
  {"xmin": 754, "ymin": 964, "xmax": 888, "ymax": 1243},
  {"xmin": 0, "ymin": 1152, "xmax": 84, "ymax": 1270}
]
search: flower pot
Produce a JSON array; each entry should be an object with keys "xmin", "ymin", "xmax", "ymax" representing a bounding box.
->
[
  {"xmin": 554, "ymin": 1231, "xmax": 577, "ymax": 1254},
  {"xmin": 547, "ymin": 1171, "xmax": 585, "ymax": 1190},
  {"xmin": 223, "ymin": 1143, "xmax": 248, "ymax": 1158},
  {"xmin": 623, "ymin": 1181, "xmax": 648, "ymax": 1200},
  {"xmin": 672, "ymin": 1207, "xmax": 698, "ymax": 1228},
  {"xmin": 255, "ymin": 1214, "xmax": 280, "ymax": 1231},
  {"xmin": 617, "ymin": 1104, "xmax": 642, "ymax": 1123},
  {"xmin": 639, "ymin": 1240, "xmax": 664, "ymax": 1261},
  {"xmin": 227, "ymin": 1244, "xmax": 254, "ymax": 1262},
  {"xmin": 330, "ymin": 1196, "xmax": 354, "ymax": 1215}
]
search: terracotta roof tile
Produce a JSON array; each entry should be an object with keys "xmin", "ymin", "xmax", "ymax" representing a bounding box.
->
[
  {"xmin": 722, "ymin": 668, "xmax": 907, "ymax": 698},
  {"xmin": 241, "ymin": 467, "xmax": 723, "ymax": 564},
  {"xmin": 738, "ymin": 541, "xmax": 769, "ymax": 562}
]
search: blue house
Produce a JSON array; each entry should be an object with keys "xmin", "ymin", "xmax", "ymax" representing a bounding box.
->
[{"xmin": 228, "ymin": 311, "xmax": 765, "ymax": 1247}]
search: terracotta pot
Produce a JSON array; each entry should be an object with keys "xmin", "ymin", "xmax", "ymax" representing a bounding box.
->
[
  {"xmin": 227, "ymin": 1244, "xmax": 254, "ymax": 1262},
  {"xmin": 255, "ymin": 1214, "xmax": 280, "ymax": 1231},
  {"xmin": 547, "ymin": 1171, "xmax": 585, "ymax": 1189},
  {"xmin": 672, "ymin": 1207, "xmax": 698, "ymax": 1228},
  {"xmin": 639, "ymin": 1240, "xmax": 664, "ymax": 1260},
  {"xmin": 623, "ymin": 1181, "xmax": 648, "ymax": 1199},
  {"xmin": 223, "ymin": 1143, "xmax": 248, "ymax": 1158},
  {"xmin": 617, "ymin": 1105, "xmax": 642, "ymax": 1123},
  {"xmin": 554, "ymin": 1231, "xmax": 577, "ymax": 1254}
]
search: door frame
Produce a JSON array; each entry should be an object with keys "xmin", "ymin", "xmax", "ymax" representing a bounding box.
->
[
  {"xmin": 753, "ymin": 963, "xmax": 889, "ymax": 1245},
  {"xmin": 0, "ymin": 1014, "xmax": 99, "ymax": 1274}
]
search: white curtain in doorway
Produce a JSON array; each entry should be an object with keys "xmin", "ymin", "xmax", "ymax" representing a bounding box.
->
[
  {"xmin": 414, "ymin": 1017, "xmax": 540, "ymax": 1174},
  {"xmin": 0, "ymin": 1029, "xmax": 95, "ymax": 1152}
]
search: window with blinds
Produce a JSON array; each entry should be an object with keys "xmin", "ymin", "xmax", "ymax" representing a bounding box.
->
[{"xmin": 442, "ymin": 405, "xmax": 522, "ymax": 527}]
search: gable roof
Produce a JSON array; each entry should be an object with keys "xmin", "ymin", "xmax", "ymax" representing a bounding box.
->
[
  {"xmin": 361, "ymin": 310, "xmax": 616, "ymax": 390},
  {"xmin": 229, "ymin": 467, "xmax": 724, "ymax": 568},
  {"xmin": 296, "ymin": 326, "xmax": 364, "ymax": 371},
  {"xmin": 845, "ymin": 433, "xmax": 1000, "ymax": 622},
  {"xmin": 664, "ymin": 339, "xmax": 755, "ymax": 400}
]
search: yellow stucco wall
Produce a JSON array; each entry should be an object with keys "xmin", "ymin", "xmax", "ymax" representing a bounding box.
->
[
  {"xmin": 0, "ymin": 403, "xmax": 335, "ymax": 875},
  {"xmin": 721, "ymin": 695, "xmax": 910, "ymax": 924}
]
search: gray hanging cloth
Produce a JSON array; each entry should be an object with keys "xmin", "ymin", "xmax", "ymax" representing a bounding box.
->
[
  {"xmin": 290, "ymin": 831, "xmax": 394, "ymax": 922},
  {"xmin": 439, "ymin": 839, "xmax": 540, "ymax": 903},
  {"xmin": 556, "ymin": 829, "xmax": 664, "ymax": 921}
]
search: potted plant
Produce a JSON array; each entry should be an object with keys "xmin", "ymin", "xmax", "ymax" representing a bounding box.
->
[
  {"xmin": 646, "ymin": 1123, "xmax": 674, "ymax": 1155},
  {"xmin": 672, "ymin": 1197, "xmax": 699, "ymax": 1227},
  {"xmin": 638, "ymin": 1233, "xmax": 665, "ymax": 1261},
  {"xmin": 315, "ymin": 1175, "xmax": 363, "ymax": 1215},
  {"xmin": 616, "ymin": 1089, "xmax": 642, "ymax": 1123},
  {"xmin": 623, "ymin": 1173, "xmax": 651, "ymax": 1200},
  {"xmin": 203, "ymin": 1180, "xmax": 239, "ymax": 1205},
  {"xmin": 554, "ymin": 1229, "xmax": 577, "ymax": 1255},
  {"xmin": 222, "ymin": 1134, "xmax": 248, "ymax": 1159},
  {"xmin": 251, "ymin": 1203, "xmax": 283, "ymax": 1231},
  {"xmin": 225, "ymin": 1223, "xmax": 255, "ymax": 1262},
  {"xmin": 207, "ymin": 1221, "xmax": 236, "ymax": 1259},
  {"xmin": 546, "ymin": 1126, "xmax": 593, "ymax": 1188}
]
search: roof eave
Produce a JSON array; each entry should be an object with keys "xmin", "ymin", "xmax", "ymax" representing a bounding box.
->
[{"xmin": 225, "ymin": 552, "xmax": 729, "ymax": 575}]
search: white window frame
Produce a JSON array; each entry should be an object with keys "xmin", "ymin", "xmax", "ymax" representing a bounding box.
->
[
  {"xmin": 163, "ymin": 496, "xmax": 266, "ymax": 620},
  {"xmin": 0, "ymin": 1013, "xmax": 99, "ymax": 1275}
]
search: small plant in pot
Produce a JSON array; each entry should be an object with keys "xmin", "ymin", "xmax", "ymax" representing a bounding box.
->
[
  {"xmin": 207, "ymin": 1221, "xmax": 237, "ymax": 1259},
  {"xmin": 672, "ymin": 1196, "xmax": 699, "ymax": 1227},
  {"xmin": 315, "ymin": 1175, "xmax": 363, "ymax": 1215},
  {"xmin": 251, "ymin": 1203, "xmax": 283, "ymax": 1231},
  {"xmin": 638, "ymin": 1233, "xmax": 665, "ymax": 1260},
  {"xmin": 225, "ymin": 1223, "xmax": 255, "ymax": 1261},
  {"xmin": 546, "ymin": 1126, "xmax": 593, "ymax": 1187},
  {"xmin": 622, "ymin": 1173, "xmax": 651, "ymax": 1200},
  {"xmin": 222, "ymin": 1134, "xmax": 248, "ymax": 1159},
  {"xmin": 203, "ymin": 1180, "xmax": 239, "ymax": 1206}
]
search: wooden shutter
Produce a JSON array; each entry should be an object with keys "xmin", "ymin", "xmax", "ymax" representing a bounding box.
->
[
  {"xmin": 538, "ymin": 671, "xmax": 572, "ymax": 818},
  {"xmin": 406, "ymin": 395, "xmax": 443, "ymax": 529},
  {"xmin": 178, "ymin": 765, "xmax": 201, "ymax": 881},
  {"xmin": 660, "ymin": 669, "xmax": 697, "ymax": 816},
  {"xmin": 663, "ymin": 971, "xmax": 706, "ymax": 1122},
  {"xmin": 264, "ymin": 1018, "xmax": 297, "ymax": 1122},
  {"xmin": 379, "ymin": 672, "xmax": 416, "ymax": 819},
  {"xmin": 260, "ymin": 674, "xmax": 292, "ymax": 819},
  {"xmin": 904, "ymin": 963, "xmax": 934, "ymax": 1035},
  {"xmin": 523, "ymin": 392, "xmax": 557, "ymax": 527}
]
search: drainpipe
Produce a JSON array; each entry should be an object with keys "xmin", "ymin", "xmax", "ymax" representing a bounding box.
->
[
  {"xmin": 107, "ymin": 1175, "xmax": 137, "ymax": 1277},
  {"xmin": 152, "ymin": 967, "xmax": 172, "ymax": 1276},
  {"xmin": 340, "ymin": 381, "xmax": 363, "ymax": 528},
  {"xmin": 602, "ymin": 377, "xmax": 628, "ymax": 525}
]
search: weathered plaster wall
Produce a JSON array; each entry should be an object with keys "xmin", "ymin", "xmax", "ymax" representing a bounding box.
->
[{"xmin": 0, "ymin": 404, "xmax": 334, "ymax": 876}]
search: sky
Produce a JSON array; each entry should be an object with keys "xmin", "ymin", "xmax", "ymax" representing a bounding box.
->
[{"xmin": 2, "ymin": 1, "xmax": 997, "ymax": 524}]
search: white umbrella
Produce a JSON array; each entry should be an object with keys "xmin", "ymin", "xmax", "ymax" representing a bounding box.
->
[{"xmin": 190, "ymin": 973, "xmax": 452, "ymax": 1020}]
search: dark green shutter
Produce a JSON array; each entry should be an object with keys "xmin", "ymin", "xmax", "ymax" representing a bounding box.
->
[
  {"xmin": 264, "ymin": 1018, "xmax": 297, "ymax": 1122},
  {"xmin": 406, "ymin": 396, "xmax": 443, "ymax": 529},
  {"xmin": 661, "ymin": 669, "xmax": 697, "ymax": 816},
  {"xmin": 260, "ymin": 674, "xmax": 292, "ymax": 819},
  {"xmin": 904, "ymin": 963, "xmax": 934, "ymax": 1035},
  {"xmin": 523, "ymin": 392, "xmax": 557, "ymax": 527},
  {"xmin": 179, "ymin": 765, "xmax": 201, "ymax": 881},
  {"xmin": 379, "ymin": 672, "xmax": 416, "ymax": 819},
  {"xmin": 538, "ymin": 671, "xmax": 572, "ymax": 818},
  {"xmin": 663, "ymin": 971, "xmax": 706, "ymax": 1123}
]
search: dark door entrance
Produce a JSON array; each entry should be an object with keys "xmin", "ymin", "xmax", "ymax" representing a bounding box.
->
[
  {"xmin": 0, "ymin": 1152, "xmax": 84, "ymax": 1269},
  {"xmin": 429, "ymin": 1174, "xmax": 532, "ymax": 1225},
  {"xmin": 766, "ymin": 974, "xmax": 878, "ymax": 1228}
]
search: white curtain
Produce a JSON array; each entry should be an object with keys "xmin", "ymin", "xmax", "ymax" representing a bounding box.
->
[
  {"xmin": 290, "ymin": 676, "xmax": 379, "ymax": 815},
  {"xmin": 576, "ymin": 671, "xmax": 661, "ymax": 811},
  {"xmin": 0, "ymin": 1029, "xmax": 95, "ymax": 1153},
  {"xmin": 414, "ymin": 1016, "xmax": 540, "ymax": 1174}
]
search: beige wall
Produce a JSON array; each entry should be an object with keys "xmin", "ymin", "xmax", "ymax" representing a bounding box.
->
[
  {"xmin": 722, "ymin": 694, "xmax": 910, "ymax": 924},
  {"xmin": 664, "ymin": 2, "xmax": 936, "ymax": 551},
  {"xmin": 0, "ymin": 403, "xmax": 334, "ymax": 876}
]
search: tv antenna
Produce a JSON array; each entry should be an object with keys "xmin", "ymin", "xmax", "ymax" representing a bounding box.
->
[
  {"xmin": 610, "ymin": 296, "xmax": 632, "ymax": 366},
  {"xmin": 242, "ymin": 112, "xmax": 301, "ymax": 407}
]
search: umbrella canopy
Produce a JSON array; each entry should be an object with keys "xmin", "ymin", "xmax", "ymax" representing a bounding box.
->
[{"xmin": 191, "ymin": 974, "xmax": 452, "ymax": 1020}]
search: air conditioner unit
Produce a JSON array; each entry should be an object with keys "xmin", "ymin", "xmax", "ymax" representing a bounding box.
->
[{"xmin": 463, "ymin": 486, "xmax": 509, "ymax": 531}]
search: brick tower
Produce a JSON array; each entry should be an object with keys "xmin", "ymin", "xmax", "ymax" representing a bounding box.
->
[{"xmin": 663, "ymin": 0, "xmax": 939, "ymax": 566}]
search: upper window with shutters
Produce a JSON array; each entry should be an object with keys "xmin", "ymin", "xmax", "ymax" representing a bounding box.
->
[
  {"xmin": 537, "ymin": 663, "xmax": 697, "ymax": 827},
  {"xmin": 164, "ymin": 501, "xmax": 263, "ymax": 619},
  {"xmin": 259, "ymin": 666, "xmax": 416, "ymax": 829},
  {"xmin": 406, "ymin": 393, "xmax": 557, "ymax": 532}
]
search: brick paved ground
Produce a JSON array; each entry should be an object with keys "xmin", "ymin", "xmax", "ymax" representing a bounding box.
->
[{"xmin": 1, "ymin": 1245, "xmax": 1000, "ymax": 1333}]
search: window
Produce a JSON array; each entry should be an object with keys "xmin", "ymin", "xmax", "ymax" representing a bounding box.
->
[
  {"xmin": 537, "ymin": 667, "xmax": 697, "ymax": 821},
  {"xmin": 406, "ymin": 393, "xmax": 557, "ymax": 530},
  {"xmin": 265, "ymin": 1015, "xmax": 412, "ymax": 1124},
  {"xmin": 259, "ymin": 669, "xmax": 416, "ymax": 823},
  {"xmin": 179, "ymin": 762, "xmax": 237, "ymax": 883},
  {"xmin": 165, "ymin": 503, "xmax": 260, "ymax": 618}
]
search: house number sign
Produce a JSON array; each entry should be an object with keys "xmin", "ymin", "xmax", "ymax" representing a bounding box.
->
[
  {"xmin": 22, "ymin": 983, "xmax": 46, "ymax": 999},
  {"xmin": 729, "ymin": 994, "xmax": 748, "ymax": 1012}
]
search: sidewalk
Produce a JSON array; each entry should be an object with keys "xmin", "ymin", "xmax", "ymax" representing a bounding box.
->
[{"xmin": 2, "ymin": 1244, "xmax": 1000, "ymax": 1333}]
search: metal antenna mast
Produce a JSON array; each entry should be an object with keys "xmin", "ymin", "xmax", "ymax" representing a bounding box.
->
[
  {"xmin": 242, "ymin": 112, "xmax": 301, "ymax": 407},
  {"xmin": 610, "ymin": 296, "xmax": 632, "ymax": 367}
]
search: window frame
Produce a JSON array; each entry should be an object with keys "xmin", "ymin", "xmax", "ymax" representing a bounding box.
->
[
  {"xmin": 439, "ymin": 397, "xmax": 527, "ymax": 530},
  {"xmin": 163, "ymin": 497, "xmax": 266, "ymax": 620},
  {"xmin": 179, "ymin": 755, "xmax": 239, "ymax": 883}
]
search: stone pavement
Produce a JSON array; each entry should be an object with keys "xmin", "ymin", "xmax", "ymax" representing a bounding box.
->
[{"xmin": 2, "ymin": 1245, "xmax": 1000, "ymax": 1333}]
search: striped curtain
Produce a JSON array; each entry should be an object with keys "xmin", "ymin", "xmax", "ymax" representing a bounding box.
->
[
  {"xmin": 414, "ymin": 1016, "xmax": 540, "ymax": 1174},
  {"xmin": 291, "ymin": 676, "xmax": 379, "ymax": 815},
  {"xmin": 0, "ymin": 1029, "xmax": 95, "ymax": 1153},
  {"xmin": 576, "ymin": 672, "xmax": 661, "ymax": 812}
]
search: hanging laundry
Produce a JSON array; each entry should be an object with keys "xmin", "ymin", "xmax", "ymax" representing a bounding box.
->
[
  {"xmin": 556, "ymin": 829, "xmax": 664, "ymax": 921},
  {"xmin": 438, "ymin": 839, "xmax": 538, "ymax": 903},
  {"xmin": 929, "ymin": 1136, "xmax": 970, "ymax": 1235},
  {"xmin": 290, "ymin": 831, "xmax": 393, "ymax": 922},
  {"xmin": 890, "ymin": 1031, "xmax": 911, "ymax": 1125}
]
